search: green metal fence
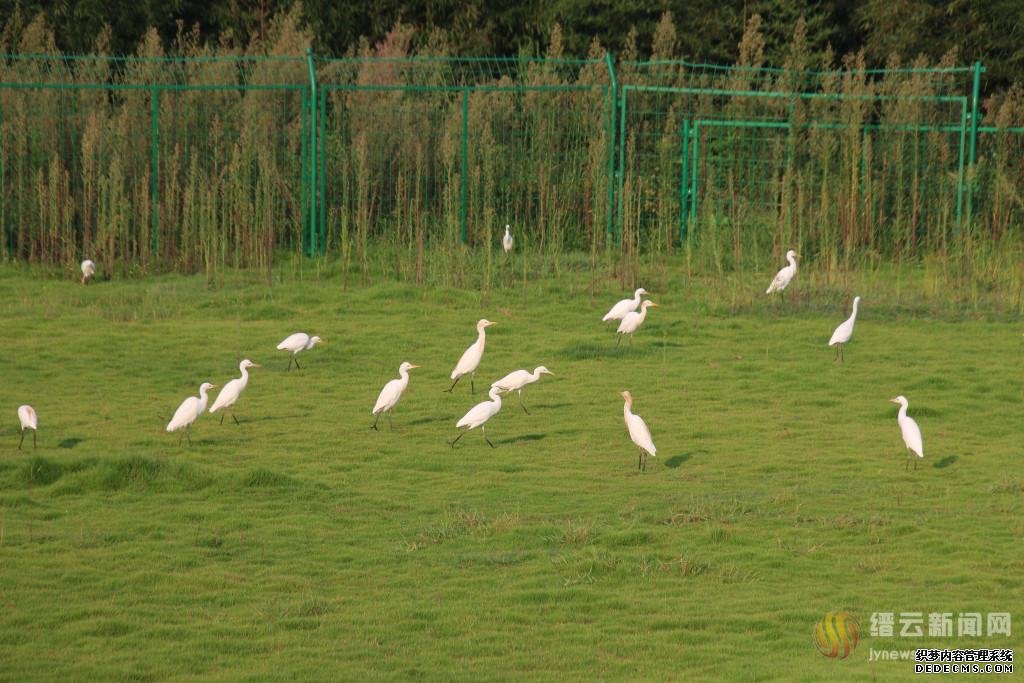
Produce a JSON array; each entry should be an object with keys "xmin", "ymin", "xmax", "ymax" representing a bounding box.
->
[{"xmin": 0, "ymin": 51, "xmax": 1021, "ymax": 272}]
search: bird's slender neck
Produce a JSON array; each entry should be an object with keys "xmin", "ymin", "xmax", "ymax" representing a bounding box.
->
[
  {"xmin": 787, "ymin": 253, "xmax": 797, "ymax": 268},
  {"xmin": 199, "ymin": 385, "xmax": 210, "ymax": 400},
  {"xmin": 531, "ymin": 368, "xmax": 544, "ymax": 381},
  {"xmin": 239, "ymin": 366, "xmax": 249, "ymax": 381},
  {"xmin": 897, "ymin": 402, "xmax": 908, "ymax": 420},
  {"xmin": 633, "ymin": 291, "xmax": 643, "ymax": 305},
  {"xmin": 398, "ymin": 367, "xmax": 411, "ymax": 383},
  {"xmin": 489, "ymin": 389, "xmax": 502, "ymax": 404},
  {"xmin": 476, "ymin": 327, "xmax": 487, "ymax": 346},
  {"xmin": 851, "ymin": 299, "xmax": 859, "ymax": 317},
  {"xmin": 623, "ymin": 401, "xmax": 633, "ymax": 418}
]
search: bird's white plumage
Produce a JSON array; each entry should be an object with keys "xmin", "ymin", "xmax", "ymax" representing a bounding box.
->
[
  {"xmin": 502, "ymin": 225, "xmax": 513, "ymax": 253},
  {"xmin": 829, "ymin": 296, "xmax": 861, "ymax": 346},
  {"xmin": 167, "ymin": 382, "xmax": 215, "ymax": 432},
  {"xmin": 491, "ymin": 366, "xmax": 553, "ymax": 393},
  {"xmin": 81, "ymin": 259, "xmax": 95, "ymax": 284},
  {"xmin": 210, "ymin": 360, "xmax": 258, "ymax": 413},
  {"xmin": 277, "ymin": 332, "xmax": 323, "ymax": 354},
  {"xmin": 450, "ymin": 319, "xmax": 496, "ymax": 381},
  {"xmin": 617, "ymin": 300, "xmax": 658, "ymax": 336},
  {"xmin": 766, "ymin": 249, "xmax": 798, "ymax": 294},
  {"xmin": 621, "ymin": 391, "xmax": 656, "ymax": 456},
  {"xmin": 891, "ymin": 395, "xmax": 924, "ymax": 459},
  {"xmin": 373, "ymin": 362, "xmax": 419, "ymax": 415},
  {"xmin": 456, "ymin": 386, "xmax": 504, "ymax": 430},
  {"xmin": 17, "ymin": 405, "xmax": 38, "ymax": 431},
  {"xmin": 602, "ymin": 288, "xmax": 648, "ymax": 322}
]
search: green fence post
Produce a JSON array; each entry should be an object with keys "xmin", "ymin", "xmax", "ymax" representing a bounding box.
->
[
  {"xmin": 604, "ymin": 51, "xmax": 617, "ymax": 242},
  {"xmin": 680, "ymin": 119, "xmax": 690, "ymax": 245},
  {"xmin": 965, "ymin": 61, "xmax": 983, "ymax": 227},
  {"xmin": 150, "ymin": 87, "xmax": 159, "ymax": 257},
  {"xmin": 461, "ymin": 87, "xmax": 469, "ymax": 244},
  {"xmin": 319, "ymin": 88, "xmax": 327, "ymax": 253},
  {"xmin": 690, "ymin": 123, "xmax": 699, "ymax": 226},
  {"xmin": 955, "ymin": 98, "xmax": 967, "ymax": 234},
  {"xmin": 616, "ymin": 87, "xmax": 628, "ymax": 246},
  {"xmin": 305, "ymin": 48, "xmax": 318, "ymax": 256}
]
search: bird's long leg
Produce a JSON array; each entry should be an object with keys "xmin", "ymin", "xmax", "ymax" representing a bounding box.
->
[
  {"xmin": 616, "ymin": 333, "xmax": 622, "ymax": 347},
  {"xmin": 444, "ymin": 376, "xmax": 461, "ymax": 393},
  {"xmin": 19, "ymin": 430, "xmax": 25, "ymax": 450},
  {"xmin": 232, "ymin": 413, "xmax": 240, "ymax": 426},
  {"xmin": 294, "ymin": 356, "xmax": 301, "ymax": 370},
  {"xmin": 483, "ymin": 426, "xmax": 495, "ymax": 448},
  {"xmin": 914, "ymin": 458, "xmax": 918, "ymax": 471},
  {"xmin": 449, "ymin": 431, "xmax": 465, "ymax": 448},
  {"xmin": 834, "ymin": 345, "xmax": 840, "ymax": 362},
  {"xmin": 840, "ymin": 345, "xmax": 845, "ymax": 362},
  {"xmin": 178, "ymin": 431, "xmax": 184, "ymax": 446},
  {"xmin": 371, "ymin": 413, "xmax": 380, "ymax": 431},
  {"xmin": 641, "ymin": 451, "xmax": 646, "ymax": 472},
  {"xmin": 186, "ymin": 427, "xmax": 193, "ymax": 447},
  {"xmin": 637, "ymin": 451, "xmax": 642, "ymax": 471},
  {"xmin": 286, "ymin": 356, "xmax": 293, "ymax": 371},
  {"xmin": 387, "ymin": 411, "xmax": 393, "ymax": 431},
  {"xmin": 905, "ymin": 453, "xmax": 910, "ymax": 471},
  {"xmin": 471, "ymin": 372, "xmax": 476, "ymax": 395},
  {"xmin": 519, "ymin": 391, "xmax": 530, "ymax": 415},
  {"xmin": 33, "ymin": 431, "xmax": 37, "ymax": 449}
]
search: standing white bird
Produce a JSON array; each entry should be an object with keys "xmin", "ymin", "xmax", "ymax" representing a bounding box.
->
[
  {"xmin": 616, "ymin": 300, "xmax": 658, "ymax": 345},
  {"xmin": 17, "ymin": 405, "xmax": 38, "ymax": 450},
  {"xmin": 491, "ymin": 366, "xmax": 554, "ymax": 414},
  {"xmin": 446, "ymin": 319, "xmax": 497, "ymax": 394},
  {"xmin": 828, "ymin": 296, "xmax": 861, "ymax": 361},
  {"xmin": 890, "ymin": 395, "xmax": 924, "ymax": 470},
  {"xmin": 766, "ymin": 249, "xmax": 799, "ymax": 297},
  {"xmin": 602, "ymin": 287, "xmax": 648, "ymax": 322},
  {"xmin": 621, "ymin": 391, "xmax": 656, "ymax": 471},
  {"xmin": 166, "ymin": 382, "xmax": 217, "ymax": 445},
  {"xmin": 276, "ymin": 333, "xmax": 324, "ymax": 371},
  {"xmin": 81, "ymin": 259, "xmax": 96, "ymax": 285},
  {"xmin": 209, "ymin": 359, "xmax": 260, "ymax": 424},
  {"xmin": 450, "ymin": 386, "xmax": 504, "ymax": 448},
  {"xmin": 502, "ymin": 224, "xmax": 513, "ymax": 253},
  {"xmin": 372, "ymin": 362, "xmax": 420, "ymax": 430}
]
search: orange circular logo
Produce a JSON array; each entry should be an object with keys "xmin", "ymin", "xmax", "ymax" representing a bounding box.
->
[{"xmin": 813, "ymin": 612, "xmax": 860, "ymax": 659}]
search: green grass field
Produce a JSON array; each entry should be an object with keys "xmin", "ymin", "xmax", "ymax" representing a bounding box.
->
[{"xmin": 0, "ymin": 259, "xmax": 1021, "ymax": 681}]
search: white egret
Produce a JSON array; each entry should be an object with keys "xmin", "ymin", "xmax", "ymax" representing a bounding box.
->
[
  {"xmin": 621, "ymin": 391, "xmax": 656, "ymax": 471},
  {"xmin": 828, "ymin": 296, "xmax": 861, "ymax": 361},
  {"xmin": 491, "ymin": 366, "xmax": 554, "ymax": 414},
  {"xmin": 602, "ymin": 287, "xmax": 648, "ymax": 322},
  {"xmin": 766, "ymin": 249, "xmax": 799, "ymax": 297},
  {"xmin": 446, "ymin": 319, "xmax": 497, "ymax": 394},
  {"xmin": 209, "ymin": 359, "xmax": 260, "ymax": 424},
  {"xmin": 372, "ymin": 362, "xmax": 420, "ymax": 430},
  {"xmin": 166, "ymin": 382, "xmax": 217, "ymax": 445},
  {"xmin": 17, "ymin": 405, "xmax": 38, "ymax": 450},
  {"xmin": 450, "ymin": 386, "xmax": 504, "ymax": 448},
  {"xmin": 502, "ymin": 224, "xmax": 513, "ymax": 253},
  {"xmin": 81, "ymin": 259, "xmax": 96, "ymax": 285},
  {"xmin": 616, "ymin": 300, "xmax": 658, "ymax": 345},
  {"xmin": 276, "ymin": 333, "xmax": 324, "ymax": 371},
  {"xmin": 890, "ymin": 395, "xmax": 924, "ymax": 470}
]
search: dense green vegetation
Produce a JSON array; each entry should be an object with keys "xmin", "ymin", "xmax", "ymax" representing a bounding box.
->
[{"xmin": 0, "ymin": 262, "xmax": 1021, "ymax": 679}]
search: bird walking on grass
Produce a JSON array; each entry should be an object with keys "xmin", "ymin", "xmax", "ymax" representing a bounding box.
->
[
  {"xmin": 166, "ymin": 382, "xmax": 217, "ymax": 446},
  {"xmin": 828, "ymin": 296, "xmax": 861, "ymax": 361},
  {"xmin": 491, "ymin": 366, "xmax": 554, "ymax": 414},
  {"xmin": 616, "ymin": 301, "xmax": 658, "ymax": 345},
  {"xmin": 890, "ymin": 395, "xmax": 924, "ymax": 470},
  {"xmin": 447, "ymin": 319, "xmax": 497, "ymax": 394},
  {"xmin": 766, "ymin": 249, "xmax": 799, "ymax": 298},
  {"xmin": 450, "ymin": 386, "xmax": 504, "ymax": 448},
  {"xmin": 81, "ymin": 259, "xmax": 96, "ymax": 285},
  {"xmin": 372, "ymin": 362, "xmax": 419, "ymax": 430},
  {"xmin": 502, "ymin": 224, "xmax": 513, "ymax": 253},
  {"xmin": 277, "ymin": 333, "xmax": 324, "ymax": 371},
  {"xmin": 621, "ymin": 391, "xmax": 656, "ymax": 471},
  {"xmin": 210, "ymin": 359, "xmax": 260, "ymax": 425},
  {"xmin": 603, "ymin": 287, "xmax": 648, "ymax": 322},
  {"xmin": 17, "ymin": 405, "xmax": 37, "ymax": 450}
]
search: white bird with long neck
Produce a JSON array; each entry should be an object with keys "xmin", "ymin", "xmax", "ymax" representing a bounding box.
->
[
  {"xmin": 166, "ymin": 382, "xmax": 217, "ymax": 445},
  {"xmin": 447, "ymin": 319, "xmax": 497, "ymax": 394},
  {"xmin": 450, "ymin": 386, "xmax": 504, "ymax": 448},
  {"xmin": 766, "ymin": 249, "xmax": 799, "ymax": 296},
  {"xmin": 602, "ymin": 287, "xmax": 648, "ymax": 322},
  {"xmin": 17, "ymin": 405, "xmax": 38, "ymax": 450},
  {"xmin": 276, "ymin": 332, "xmax": 324, "ymax": 371},
  {"xmin": 828, "ymin": 296, "xmax": 861, "ymax": 361},
  {"xmin": 491, "ymin": 366, "xmax": 554, "ymax": 414},
  {"xmin": 616, "ymin": 300, "xmax": 658, "ymax": 345},
  {"xmin": 209, "ymin": 359, "xmax": 260, "ymax": 424},
  {"xmin": 372, "ymin": 362, "xmax": 420, "ymax": 430},
  {"xmin": 81, "ymin": 259, "xmax": 95, "ymax": 285},
  {"xmin": 502, "ymin": 224, "xmax": 513, "ymax": 253},
  {"xmin": 890, "ymin": 395, "xmax": 924, "ymax": 470},
  {"xmin": 621, "ymin": 391, "xmax": 656, "ymax": 471}
]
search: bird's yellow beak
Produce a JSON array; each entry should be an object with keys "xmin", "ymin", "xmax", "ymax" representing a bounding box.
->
[
  {"xmin": 251, "ymin": 364, "xmax": 262, "ymax": 368},
  {"xmin": 889, "ymin": 397, "xmax": 899, "ymax": 404},
  {"xmin": 546, "ymin": 370, "xmax": 555, "ymax": 376},
  {"xmin": 488, "ymin": 321, "xmax": 498, "ymax": 326},
  {"xmin": 210, "ymin": 385, "xmax": 219, "ymax": 389},
  {"xmin": 409, "ymin": 364, "xmax": 421, "ymax": 369},
  {"xmin": 649, "ymin": 302, "xmax": 659, "ymax": 307}
]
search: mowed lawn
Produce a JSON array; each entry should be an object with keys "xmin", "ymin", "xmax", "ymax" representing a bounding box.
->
[{"xmin": 0, "ymin": 264, "xmax": 1021, "ymax": 681}]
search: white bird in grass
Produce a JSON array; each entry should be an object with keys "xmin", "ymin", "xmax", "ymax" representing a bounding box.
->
[
  {"xmin": 81, "ymin": 259, "xmax": 95, "ymax": 285},
  {"xmin": 890, "ymin": 395, "xmax": 924, "ymax": 470},
  {"xmin": 209, "ymin": 359, "xmax": 260, "ymax": 424},
  {"xmin": 502, "ymin": 224, "xmax": 513, "ymax": 253},
  {"xmin": 166, "ymin": 382, "xmax": 217, "ymax": 446},
  {"xmin": 276, "ymin": 333, "xmax": 324, "ymax": 371},
  {"xmin": 621, "ymin": 391, "xmax": 656, "ymax": 471},
  {"xmin": 828, "ymin": 296, "xmax": 861, "ymax": 361},
  {"xmin": 491, "ymin": 366, "xmax": 554, "ymax": 414},
  {"xmin": 17, "ymin": 405, "xmax": 38, "ymax": 450},
  {"xmin": 450, "ymin": 385, "xmax": 504, "ymax": 448},
  {"xmin": 616, "ymin": 300, "xmax": 658, "ymax": 345},
  {"xmin": 602, "ymin": 287, "xmax": 648, "ymax": 322},
  {"xmin": 372, "ymin": 362, "xmax": 420, "ymax": 430},
  {"xmin": 766, "ymin": 249, "xmax": 799, "ymax": 297},
  {"xmin": 446, "ymin": 319, "xmax": 497, "ymax": 394}
]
